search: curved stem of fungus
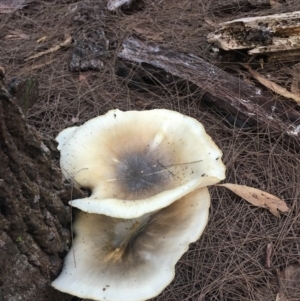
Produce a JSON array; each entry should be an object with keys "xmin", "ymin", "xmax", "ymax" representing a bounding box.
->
[{"xmin": 104, "ymin": 216, "xmax": 151, "ymax": 263}]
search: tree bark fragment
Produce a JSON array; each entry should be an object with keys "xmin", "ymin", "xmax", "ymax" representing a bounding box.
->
[
  {"xmin": 0, "ymin": 74, "xmax": 83, "ymax": 301},
  {"xmin": 118, "ymin": 37, "xmax": 300, "ymax": 144}
]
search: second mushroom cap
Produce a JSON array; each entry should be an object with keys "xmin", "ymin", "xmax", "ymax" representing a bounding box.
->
[{"xmin": 52, "ymin": 187, "xmax": 211, "ymax": 301}]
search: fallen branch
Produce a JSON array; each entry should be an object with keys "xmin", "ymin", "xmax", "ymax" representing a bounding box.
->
[{"xmin": 118, "ymin": 37, "xmax": 300, "ymax": 143}]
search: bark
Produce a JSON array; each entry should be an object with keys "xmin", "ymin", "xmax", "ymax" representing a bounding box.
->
[
  {"xmin": 0, "ymin": 73, "xmax": 83, "ymax": 300},
  {"xmin": 118, "ymin": 37, "xmax": 300, "ymax": 147}
]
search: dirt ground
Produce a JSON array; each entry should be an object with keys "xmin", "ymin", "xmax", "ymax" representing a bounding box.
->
[{"xmin": 1, "ymin": 0, "xmax": 300, "ymax": 300}]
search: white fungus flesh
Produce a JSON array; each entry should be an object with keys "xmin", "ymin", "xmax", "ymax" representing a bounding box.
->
[
  {"xmin": 51, "ymin": 187, "xmax": 211, "ymax": 301},
  {"xmin": 56, "ymin": 109, "xmax": 225, "ymax": 218}
]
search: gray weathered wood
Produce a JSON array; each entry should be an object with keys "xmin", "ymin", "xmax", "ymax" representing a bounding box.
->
[{"xmin": 118, "ymin": 37, "xmax": 300, "ymax": 143}]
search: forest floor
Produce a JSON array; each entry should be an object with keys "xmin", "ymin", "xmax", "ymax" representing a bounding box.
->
[{"xmin": 1, "ymin": 0, "xmax": 300, "ymax": 300}]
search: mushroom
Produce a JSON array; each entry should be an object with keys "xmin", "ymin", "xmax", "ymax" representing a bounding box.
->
[
  {"xmin": 52, "ymin": 187, "xmax": 211, "ymax": 301},
  {"xmin": 56, "ymin": 109, "xmax": 225, "ymax": 218}
]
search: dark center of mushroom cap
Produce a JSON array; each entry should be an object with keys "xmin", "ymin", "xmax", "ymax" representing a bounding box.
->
[{"xmin": 116, "ymin": 151, "xmax": 171, "ymax": 196}]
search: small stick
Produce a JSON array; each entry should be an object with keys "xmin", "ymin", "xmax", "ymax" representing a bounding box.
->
[
  {"xmin": 25, "ymin": 35, "xmax": 72, "ymax": 61},
  {"xmin": 265, "ymin": 243, "xmax": 273, "ymax": 268}
]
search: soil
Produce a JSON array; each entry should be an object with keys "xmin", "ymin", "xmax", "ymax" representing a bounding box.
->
[{"xmin": 1, "ymin": 1, "xmax": 300, "ymax": 301}]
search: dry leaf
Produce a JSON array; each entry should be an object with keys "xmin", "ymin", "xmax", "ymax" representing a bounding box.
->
[
  {"xmin": 277, "ymin": 264, "xmax": 300, "ymax": 300},
  {"xmin": 241, "ymin": 63, "xmax": 300, "ymax": 105},
  {"xmin": 256, "ymin": 264, "xmax": 300, "ymax": 300},
  {"xmin": 279, "ymin": 264, "xmax": 300, "ymax": 291},
  {"xmin": 217, "ymin": 183, "xmax": 289, "ymax": 217}
]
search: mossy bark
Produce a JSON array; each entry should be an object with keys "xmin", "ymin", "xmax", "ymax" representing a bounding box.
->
[{"xmin": 0, "ymin": 74, "xmax": 82, "ymax": 301}]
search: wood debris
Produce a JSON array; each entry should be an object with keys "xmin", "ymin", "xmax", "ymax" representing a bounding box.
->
[
  {"xmin": 207, "ymin": 11, "xmax": 300, "ymax": 55},
  {"xmin": 118, "ymin": 37, "xmax": 300, "ymax": 149},
  {"xmin": 265, "ymin": 243, "xmax": 273, "ymax": 268}
]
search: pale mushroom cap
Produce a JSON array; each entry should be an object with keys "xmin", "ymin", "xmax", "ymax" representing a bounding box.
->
[
  {"xmin": 56, "ymin": 126, "xmax": 78, "ymax": 151},
  {"xmin": 57, "ymin": 109, "xmax": 225, "ymax": 218},
  {"xmin": 52, "ymin": 187, "xmax": 211, "ymax": 301}
]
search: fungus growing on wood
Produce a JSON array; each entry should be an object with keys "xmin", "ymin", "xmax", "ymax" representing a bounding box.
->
[
  {"xmin": 52, "ymin": 187, "xmax": 211, "ymax": 301},
  {"xmin": 56, "ymin": 109, "xmax": 225, "ymax": 218}
]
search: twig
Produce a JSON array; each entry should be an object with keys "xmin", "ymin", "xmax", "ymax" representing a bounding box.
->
[
  {"xmin": 265, "ymin": 243, "xmax": 273, "ymax": 268},
  {"xmin": 25, "ymin": 35, "xmax": 72, "ymax": 62}
]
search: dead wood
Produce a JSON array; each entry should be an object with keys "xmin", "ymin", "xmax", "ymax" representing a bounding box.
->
[
  {"xmin": 118, "ymin": 37, "xmax": 300, "ymax": 146},
  {"xmin": 0, "ymin": 74, "xmax": 83, "ymax": 300},
  {"xmin": 207, "ymin": 11, "xmax": 300, "ymax": 55}
]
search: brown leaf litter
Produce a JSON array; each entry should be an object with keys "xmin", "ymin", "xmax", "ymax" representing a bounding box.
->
[{"xmin": 217, "ymin": 183, "xmax": 289, "ymax": 217}]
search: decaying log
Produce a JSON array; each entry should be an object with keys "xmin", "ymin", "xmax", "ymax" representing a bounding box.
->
[
  {"xmin": 0, "ymin": 73, "xmax": 84, "ymax": 300},
  {"xmin": 207, "ymin": 11, "xmax": 300, "ymax": 54},
  {"xmin": 118, "ymin": 37, "xmax": 300, "ymax": 143}
]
